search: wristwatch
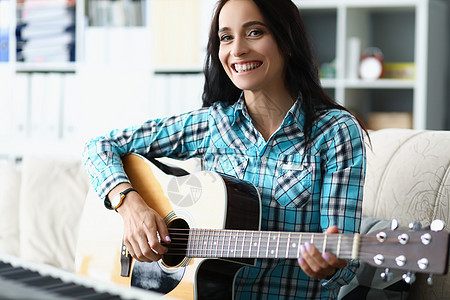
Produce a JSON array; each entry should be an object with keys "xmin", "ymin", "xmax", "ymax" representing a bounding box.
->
[{"xmin": 110, "ymin": 188, "xmax": 137, "ymax": 211}]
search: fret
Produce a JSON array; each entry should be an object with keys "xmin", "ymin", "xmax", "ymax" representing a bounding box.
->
[
  {"xmin": 205, "ymin": 229, "xmax": 210, "ymax": 258},
  {"xmin": 265, "ymin": 232, "xmax": 270, "ymax": 258},
  {"xmin": 227, "ymin": 231, "xmax": 232, "ymax": 257},
  {"xmin": 249, "ymin": 232, "xmax": 254, "ymax": 258},
  {"xmin": 241, "ymin": 231, "xmax": 246, "ymax": 258},
  {"xmin": 194, "ymin": 229, "xmax": 200, "ymax": 257},
  {"xmin": 221, "ymin": 230, "xmax": 226, "ymax": 258},
  {"xmin": 209, "ymin": 229, "xmax": 217, "ymax": 257},
  {"xmin": 337, "ymin": 234, "xmax": 342, "ymax": 257},
  {"xmin": 286, "ymin": 232, "xmax": 291, "ymax": 258},
  {"xmin": 233, "ymin": 231, "xmax": 238, "ymax": 257},
  {"xmin": 257, "ymin": 232, "xmax": 262, "ymax": 258},
  {"xmin": 187, "ymin": 230, "xmax": 193, "ymax": 257},
  {"xmin": 275, "ymin": 232, "xmax": 280, "ymax": 258},
  {"xmin": 310, "ymin": 234, "xmax": 314, "ymax": 244},
  {"xmin": 201, "ymin": 230, "xmax": 208, "ymax": 257},
  {"xmin": 213, "ymin": 230, "xmax": 219, "ymax": 258},
  {"xmin": 297, "ymin": 233, "xmax": 302, "ymax": 258},
  {"xmin": 322, "ymin": 234, "xmax": 327, "ymax": 254}
]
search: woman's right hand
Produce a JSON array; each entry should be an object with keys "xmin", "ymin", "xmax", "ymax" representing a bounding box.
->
[{"xmin": 111, "ymin": 183, "xmax": 171, "ymax": 262}]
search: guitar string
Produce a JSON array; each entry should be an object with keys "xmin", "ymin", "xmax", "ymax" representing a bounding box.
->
[{"xmin": 165, "ymin": 229, "xmax": 383, "ymax": 245}]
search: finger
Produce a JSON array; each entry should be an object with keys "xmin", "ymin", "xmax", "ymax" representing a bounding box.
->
[
  {"xmin": 325, "ymin": 225, "xmax": 339, "ymax": 234},
  {"xmin": 123, "ymin": 239, "xmax": 136, "ymax": 260},
  {"xmin": 144, "ymin": 228, "xmax": 167, "ymax": 260},
  {"xmin": 303, "ymin": 242, "xmax": 329, "ymax": 271},
  {"xmin": 156, "ymin": 217, "xmax": 171, "ymax": 244},
  {"xmin": 322, "ymin": 252, "xmax": 348, "ymax": 269},
  {"xmin": 298, "ymin": 257, "xmax": 317, "ymax": 278},
  {"xmin": 300, "ymin": 243, "xmax": 337, "ymax": 279}
]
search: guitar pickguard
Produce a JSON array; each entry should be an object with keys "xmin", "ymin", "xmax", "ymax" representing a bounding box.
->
[{"xmin": 131, "ymin": 260, "xmax": 185, "ymax": 294}]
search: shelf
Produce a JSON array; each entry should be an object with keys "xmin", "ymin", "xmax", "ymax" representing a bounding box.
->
[
  {"xmin": 15, "ymin": 62, "xmax": 77, "ymax": 73},
  {"xmin": 296, "ymin": 0, "xmax": 419, "ymax": 8},
  {"xmin": 344, "ymin": 79, "xmax": 415, "ymax": 89},
  {"xmin": 154, "ymin": 65, "xmax": 203, "ymax": 74}
]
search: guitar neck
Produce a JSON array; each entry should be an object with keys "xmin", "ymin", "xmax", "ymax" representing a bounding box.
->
[{"xmin": 185, "ymin": 229, "xmax": 359, "ymax": 260}]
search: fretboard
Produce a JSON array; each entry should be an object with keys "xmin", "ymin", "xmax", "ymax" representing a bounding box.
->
[{"xmin": 186, "ymin": 229, "xmax": 360, "ymax": 260}]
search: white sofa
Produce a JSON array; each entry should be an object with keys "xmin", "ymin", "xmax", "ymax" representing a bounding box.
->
[{"xmin": 0, "ymin": 129, "xmax": 449, "ymax": 299}]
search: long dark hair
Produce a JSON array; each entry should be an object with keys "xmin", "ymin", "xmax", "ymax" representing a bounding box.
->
[{"xmin": 202, "ymin": 0, "xmax": 366, "ymax": 147}]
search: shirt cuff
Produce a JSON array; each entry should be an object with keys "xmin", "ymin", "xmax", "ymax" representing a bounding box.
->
[{"xmin": 321, "ymin": 259, "xmax": 359, "ymax": 290}]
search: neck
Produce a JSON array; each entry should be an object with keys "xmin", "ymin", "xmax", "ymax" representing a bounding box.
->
[
  {"xmin": 244, "ymin": 89, "xmax": 295, "ymax": 141},
  {"xmin": 185, "ymin": 229, "xmax": 359, "ymax": 260}
]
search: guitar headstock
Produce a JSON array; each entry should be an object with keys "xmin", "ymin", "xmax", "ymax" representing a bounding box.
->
[{"xmin": 360, "ymin": 221, "xmax": 449, "ymax": 277}]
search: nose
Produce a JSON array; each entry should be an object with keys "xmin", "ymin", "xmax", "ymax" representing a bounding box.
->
[{"xmin": 230, "ymin": 36, "xmax": 248, "ymax": 57}]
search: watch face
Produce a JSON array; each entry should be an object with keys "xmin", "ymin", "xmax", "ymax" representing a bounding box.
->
[
  {"xmin": 359, "ymin": 56, "xmax": 383, "ymax": 80},
  {"xmin": 111, "ymin": 193, "xmax": 122, "ymax": 208}
]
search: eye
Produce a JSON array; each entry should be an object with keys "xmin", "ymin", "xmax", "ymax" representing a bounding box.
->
[
  {"xmin": 219, "ymin": 34, "xmax": 232, "ymax": 42},
  {"xmin": 248, "ymin": 29, "xmax": 263, "ymax": 37}
]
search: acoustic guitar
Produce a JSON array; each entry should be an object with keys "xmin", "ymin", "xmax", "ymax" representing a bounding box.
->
[{"xmin": 75, "ymin": 153, "xmax": 449, "ymax": 299}]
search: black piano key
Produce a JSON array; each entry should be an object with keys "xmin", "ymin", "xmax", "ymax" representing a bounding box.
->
[{"xmin": 79, "ymin": 292, "xmax": 122, "ymax": 300}]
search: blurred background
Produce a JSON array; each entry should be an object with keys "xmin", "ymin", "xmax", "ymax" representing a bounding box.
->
[{"xmin": 0, "ymin": 0, "xmax": 449, "ymax": 161}]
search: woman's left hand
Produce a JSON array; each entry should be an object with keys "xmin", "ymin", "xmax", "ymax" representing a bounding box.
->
[{"xmin": 297, "ymin": 226, "xmax": 348, "ymax": 280}]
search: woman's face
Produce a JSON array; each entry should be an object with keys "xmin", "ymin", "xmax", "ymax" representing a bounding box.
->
[{"xmin": 218, "ymin": 0, "xmax": 286, "ymax": 94}]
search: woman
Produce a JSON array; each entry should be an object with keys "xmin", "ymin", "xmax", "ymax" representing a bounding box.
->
[{"xmin": 83, "ymin": 0, "xmax": 366, "ymax": 298}]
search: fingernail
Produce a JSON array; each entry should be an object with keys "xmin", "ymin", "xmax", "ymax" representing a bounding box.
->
[
  {"xmin": 300, "ymin": 244, "xmax": 306, "ymax": 253},
  {"xmin": 165, "ymin": 236, "xmax": 171, "ymax": 242},
  {"xmin": 322, "ymin": 253, "xmax": 331, "ymax": 261},
  {"xmin": 298, "ymin": 258, "xmax": 305, "ymax": 265},
  {"xmin": 305, "ymin": 242, "xmax": 312, "ymax": 251}
]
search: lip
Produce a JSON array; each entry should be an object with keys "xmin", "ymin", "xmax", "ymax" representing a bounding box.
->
[{"xmin": 231, "ymin": 61, "xmax": 263, "ymax": 73}]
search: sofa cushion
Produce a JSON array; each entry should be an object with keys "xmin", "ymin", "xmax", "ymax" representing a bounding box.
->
[
  {"xmin": 362, "ymin": 129, "xmax": 450, "ymax": 300},
  {"xmin": 0, "ymin": 161, "xmax": 21, "ymax": 256},
  {"xmin": 363, "ymin": 129, "xmax": 450, "ymax": 226},
  {"xmin": 19, "ymin": 156, "xmax": 90, "ymax": 271}
]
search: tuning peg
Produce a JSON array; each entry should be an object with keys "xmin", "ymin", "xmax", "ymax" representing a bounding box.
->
[
  {"xmin": 380, "ymin": 268, "xmax": 393, "ymax": 282},
  {"xmin": 390, "ymin": 219, "xmax": 399, "ymax": 230},
  {"xmin": 427, "ymin": 274, "xmax": 433, "ymax": 286},
  {"xmin": 430, "ymin": 220, "xmax": 445, "ymax": 232},
  {"xmin": 402, "ymin": 272, "xmax": 416, "ymax": 284},
  {"xmin": 409, "ymin": 221, "xmax": 422, "ymax": 231}
]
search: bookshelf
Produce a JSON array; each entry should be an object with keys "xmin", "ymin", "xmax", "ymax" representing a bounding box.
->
[
  {"xmin": 0, "ymin": 0, "xmax": 448, "ymax": 159},
  {"xmin": 295, "ymin": 0, "xmax": 448, "ymax": 130}
]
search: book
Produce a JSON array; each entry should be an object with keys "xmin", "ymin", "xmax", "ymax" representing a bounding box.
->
[
  {"xmin": 15, "ymin": 0, "xmax": 76, "ymax": 63},
  {"xmin": 0, "ymin": 0, "xmax": 9, "ymax": 62}
]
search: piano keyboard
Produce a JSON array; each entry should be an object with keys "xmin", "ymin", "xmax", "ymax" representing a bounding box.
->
[{"xmin": 0, "ymin": 254, "xmax": 163, "ymax": 300}]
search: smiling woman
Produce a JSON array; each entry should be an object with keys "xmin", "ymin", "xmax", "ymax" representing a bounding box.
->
[{"xmin": 82, "ymin": 0, "xmax": 367, "ymax": 299}]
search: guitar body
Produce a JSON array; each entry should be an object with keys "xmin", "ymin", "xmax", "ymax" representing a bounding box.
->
[{"xmin": 76, "ymin": 154, "xmax": 261, "ymax": 299}]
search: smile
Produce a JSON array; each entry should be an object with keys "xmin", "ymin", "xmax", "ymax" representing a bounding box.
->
[{"xmin": 232, "ymin": 62, "xmax": 262, "ymax": 73}]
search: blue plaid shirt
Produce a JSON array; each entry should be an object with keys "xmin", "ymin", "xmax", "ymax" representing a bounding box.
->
[{"xmin": 83, "ymin": 94, "xmax": 366, "ymax": 299}]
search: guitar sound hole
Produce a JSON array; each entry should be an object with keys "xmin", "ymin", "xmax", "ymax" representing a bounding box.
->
[{"xmin": 163, "ymin": 218, "xmax": 189, "ymax": 267}]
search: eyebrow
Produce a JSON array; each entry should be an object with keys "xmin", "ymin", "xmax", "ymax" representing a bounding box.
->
[{"xmin": 218, "ymin": 21, "xmax": 267, "ymax": 33}]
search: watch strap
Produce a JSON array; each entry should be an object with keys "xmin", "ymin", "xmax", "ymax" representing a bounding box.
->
[{"xmin": 113, "ymin": 187, "xmax": 137, "ymax": 212}]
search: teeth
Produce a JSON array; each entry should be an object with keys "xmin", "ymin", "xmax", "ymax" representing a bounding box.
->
[{"xmin": 234, "ymin": 62, "xmax": 261, "ymax": 73}]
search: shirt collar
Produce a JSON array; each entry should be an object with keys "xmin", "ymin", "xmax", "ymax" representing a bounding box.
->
[
  {"xmin": 231, "ymin": 91, "xmax": 306, "ymax": 131},
  {"xmin": 286, "ymin": 92, "xmax": 305, "ymax": 132},
  {"xmin": 231, "ymin": 92, "xmax": 249, "ymax": 126}
]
